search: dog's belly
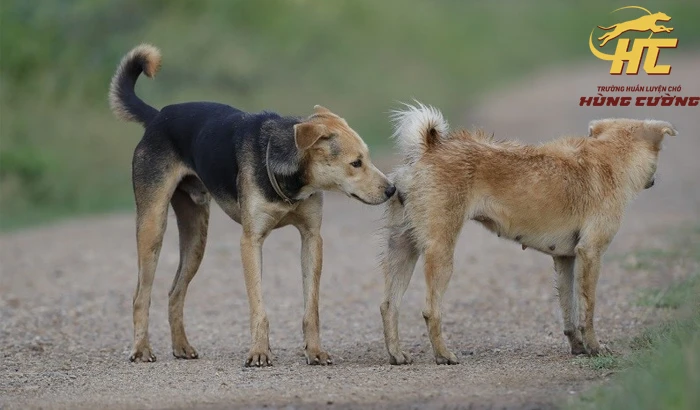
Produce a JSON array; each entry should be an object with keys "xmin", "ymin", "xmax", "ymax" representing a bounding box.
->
[
  {"xmin": 211, "ymin": 195, "xmax": 242, "ymax": 224},
  {"xmin": 518, "ymin": 232, "xmax": 578, "ymax": 257},
  {"xmin": 473, "ymin": 216, "xmax": 579, "ymax": 257}
]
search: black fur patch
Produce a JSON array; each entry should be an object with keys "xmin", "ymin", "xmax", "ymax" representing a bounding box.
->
[
  {"xmin": 329, "ymin": 139, "xmax": 341, "ymax": 158},
  {"xmin": 426, "ymin": 127, "xmax": 439, "ymax": 146},
  {"xmin": 139, "ymin": 102, "xmax": 306, "ymax": 204}
]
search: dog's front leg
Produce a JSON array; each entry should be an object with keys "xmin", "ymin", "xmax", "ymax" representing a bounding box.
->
[
  {"xmin": 299, "ymin": 228, "xmax": 332, "ymax": 365},
  {"xmin": 292, "ymin": 195, "xmax": 332, "ymax": 365},
  {"xmin": 553, "ymin": 256, "xmax": 586, "ymax": 355},
  {"xmin": 240, "ymin": 230, "xmax": 273, "ymax": 367},
  {"xmin": 574, "ymin": 243, "xmax": 610, "ymax": 356}
]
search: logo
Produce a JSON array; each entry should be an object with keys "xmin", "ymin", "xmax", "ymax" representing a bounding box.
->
[{"xmin": 589, "ymin": 6, "xmax": 678, "ymax": 75}]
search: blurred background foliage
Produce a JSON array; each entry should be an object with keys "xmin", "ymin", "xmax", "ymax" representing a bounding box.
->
[{"xmin": 1, "ymin": 0, "xmax": 699, "ymax": 229}]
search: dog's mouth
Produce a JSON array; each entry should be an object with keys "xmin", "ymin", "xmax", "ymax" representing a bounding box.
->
[
  {"xmin": 351, "ymin": 193, "xmax": 375, "ymax": 205},
  {"xmin": 645, "ymin": 178, "xmax": 655, "ymax": 189}
]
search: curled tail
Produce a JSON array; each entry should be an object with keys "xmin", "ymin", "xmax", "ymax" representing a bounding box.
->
[
  {"xmin": 597, "ymin": 24, "xmax": 615, "ymax": 30},
  {"xmin": 108, "ymin": 44, "xmax": 162, "ymax": 127},
  {"xmin": 389, "ymin": 101, "xmax": 449, "ymax": 164}
]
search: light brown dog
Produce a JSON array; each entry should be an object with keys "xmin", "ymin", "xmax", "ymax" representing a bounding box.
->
[
  {"xmin": 379, "ymin": 102, "xmax": 676, "ymax": 364},
  {"xmin": 109, "ymin": 45, "xmax": 395, "ymax": 366}
]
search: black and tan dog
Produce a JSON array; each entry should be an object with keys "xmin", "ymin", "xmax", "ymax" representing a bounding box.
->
[
  {"xmin": 379, "ymin": 102, "xmax": 675, "ymax": 365},
  {"xmin": 109, "ymin": 44, "xmax": 395, "ymax": 366}
]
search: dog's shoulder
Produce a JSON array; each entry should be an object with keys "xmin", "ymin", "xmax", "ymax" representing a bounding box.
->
[{"xmin": 531, "ymin": 137, "xmax": 577, "ymax": 162}]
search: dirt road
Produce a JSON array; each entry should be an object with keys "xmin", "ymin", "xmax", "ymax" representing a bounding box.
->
[{"xmin": 2, "ymin": 55, "xmax": 699, "ymax": 409}]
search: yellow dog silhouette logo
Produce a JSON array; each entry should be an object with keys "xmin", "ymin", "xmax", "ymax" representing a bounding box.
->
[
  {"xmin": 597, "ymin": 12, "xmax": 673, "ymax": 47},
  {"xmin": 589, "ymin": 6, "xmax": 678, "ymax": 75}
]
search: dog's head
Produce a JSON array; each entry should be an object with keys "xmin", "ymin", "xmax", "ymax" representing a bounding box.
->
[
  {"xmin": 294, "ymin": 105, "xmax": 395, "ymax": 204},
  {"xmin": 588, "ymin": 118, "xmax": 677, "ymax": 190},
  {"xmin": 652, "ymin": 12, "xmax": 672, "ymax": 22}
]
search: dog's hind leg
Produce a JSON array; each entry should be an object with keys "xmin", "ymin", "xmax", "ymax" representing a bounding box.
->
[
  {"xmin": 380, "ymin": 227, "xmax": 419, "ymax": 365},
  {"xmin": 553, "ymin": 256, "xmax": 586, "ymax": 355},
  {"xmin": 130, "ymin": 154, "xmax": 181, "ymax": 362},
  {"xmin": 168, "ymin": 187, "xmax": 210, "ymax": 359},
  {"xmin": 422, "ymin": 238, "xmax": 460, "ymax": 365},
  {"xmin": 415, "ymin": 201, "xmax": 464, "ymax": 365}
]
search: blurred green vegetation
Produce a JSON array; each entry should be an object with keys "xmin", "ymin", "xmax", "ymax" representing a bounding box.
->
[
  {"xmin": 568, "ymin": 224, "xmax": 700, "ymax": 410},
  {"xmin": 1, "ymin": 0, "xmax": 699, "ymax": 229}
]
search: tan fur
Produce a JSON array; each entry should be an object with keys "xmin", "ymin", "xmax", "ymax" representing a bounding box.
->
[
  {"xmin": 109, "ymin": 44, "xmax": 161, "ymax": 122},
  {"xmin": 380, "ymin": 104, "xmax": 675, "ymax": 364},
  {"xmin": 299, "ymin": 106, "xmax": 390, "ymax": 204}
]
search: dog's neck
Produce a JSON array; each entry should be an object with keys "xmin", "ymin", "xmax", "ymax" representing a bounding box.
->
[
  {"xmin": 589, "ymin": 137, "xmax": 656, "ymax": 195},
  {"xmin": 262, "ymin": 118, "xmax": 311, "ymax": 203}
]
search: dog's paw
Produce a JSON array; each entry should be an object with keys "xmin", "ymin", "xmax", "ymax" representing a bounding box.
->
[
  {"xmin": 571, "ymin": 345, "xmax": 588, "ymax": 356},
  {"xmin": 245, "ymin": 350, "xmax": 273, "ymax": 367},
  {"xmin": 435, "ymin": 351, "xmax": 459, "ymax": 365},
  {"xmin": 587, "ymin": 343, "xmax": 612, "ymax": 357},
  {"xmin": 172, "ymin": 343, "xmax": 199, "ymax": 360},
  {"xmin": 305, "ymin": 348, "xmax": 332, "ymax": 365},
  {"xmin": 570, "ymin": 340, "xmax": 587, "ymax": 356},
  {"xmin": 388, "ymin": 351, "xmax": 413, "ymax": 365},
  {"xmin": 129, "ymin": 346, "xmax": 156, "ymax": 363}
]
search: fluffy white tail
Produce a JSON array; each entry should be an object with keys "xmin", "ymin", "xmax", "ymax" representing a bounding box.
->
[{"xmin": 390, "ymin": 101, "xmax": 449, "ymax": 164}]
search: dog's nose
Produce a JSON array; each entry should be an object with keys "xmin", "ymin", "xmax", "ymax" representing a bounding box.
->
[
  {"xmin": 385, "ymin": 185, "xmax": 396, "ymax": 198},
  {"xmin": 645, "ymin": 178, "xmax": 655, "ymax": 189}
]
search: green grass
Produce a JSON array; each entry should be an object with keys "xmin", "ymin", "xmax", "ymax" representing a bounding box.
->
[
  {"xmin": 637, "ymin": 275, "xmax": 700, "ymax": 309},
  {"xmin": 2, "ymin": 0, "xmax": 700, "ymax": 230},
  {"xmin": 574, "ymin": 354, "xmax": 620, "ymax": 371},
  {"xmin": 566, "ymin": 225, "xmax": 700, "ymax": 410}
]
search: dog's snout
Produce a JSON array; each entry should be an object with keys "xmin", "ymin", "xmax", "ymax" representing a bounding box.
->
[
  {"xmin": 385, "ymin": 185, "xmax": 397, "ymax": 198},
  {"xmin": 645, "ymin": 178, "xmax": 655, "ymax": 189}
]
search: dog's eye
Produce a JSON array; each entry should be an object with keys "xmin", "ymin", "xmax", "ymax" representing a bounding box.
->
[{"xmin": 350, "ymin": 159, "xmax": 362, "ymax": 168}]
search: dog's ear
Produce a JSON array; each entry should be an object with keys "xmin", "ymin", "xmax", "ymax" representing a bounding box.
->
[
  {"xmin": 587, "ymin": 119, "xmax": 615, "ymax": 138},
  {"xmin": 642, "ymin": 120, "xmax": 677, "ymax": 148},
  {"xmin": 313, "ymin": 105, "xmax": 335, "ymax": 116},
  {"xmin": 294, "ymin": 122, "xmax": 328, "ymax": 150}
]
